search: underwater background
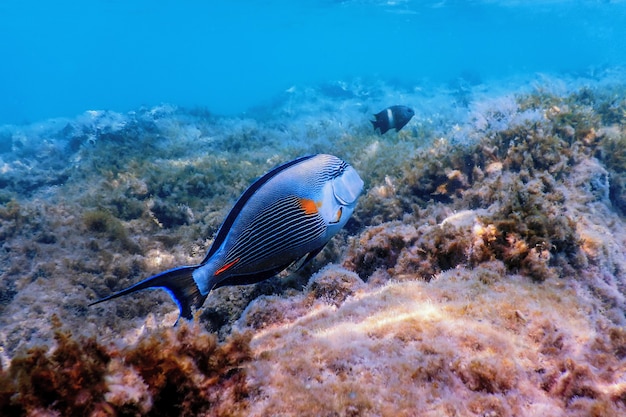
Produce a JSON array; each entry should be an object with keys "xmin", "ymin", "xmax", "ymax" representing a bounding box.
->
[
  {"xmin": 2, "ymin": 1, "xmax": 626, "ymax": 416},
  {"xmin": 2, "ymin": 0, "xmax": 626, "ymax": 124}
]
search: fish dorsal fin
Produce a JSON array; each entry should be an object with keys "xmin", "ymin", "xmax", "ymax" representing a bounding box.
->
[{"xmin": 201, "ymin": 155, "xmax": 317, "ymax": 265}]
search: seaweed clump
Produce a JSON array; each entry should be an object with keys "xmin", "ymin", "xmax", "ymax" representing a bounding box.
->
[
  {"xmin": 83, "ymin": 209, "xmax": 142, "ymax": 254},
  {"xmin": 0, "ymin": 315, "xmax": 109, "ymax": 416},
  {"xmin": 0, "ymin": 315, "xmax": 253, "ymax": 417},
  {"xmin": 347, "ymin": 90, "xmax": 613, "ymax": 283}
]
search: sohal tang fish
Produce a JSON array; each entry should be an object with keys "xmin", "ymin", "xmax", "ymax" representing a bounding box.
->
[
  {"xmin": 90, "ymin": 154, "xmax": 364, "ymax": 320},
  {"xmin": 371, "ymin": 105, "xmax": 415, "ymax": 134}
]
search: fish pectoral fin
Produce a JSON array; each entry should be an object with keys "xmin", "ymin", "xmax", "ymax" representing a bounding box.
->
[
  {"xmin": 89, "ymin": 265, "xmax": 207, "ymax": 321},
  {"xmin": 291, "ymin": 246, "xmax": 326, "ymax": 271},
  {"xmin": 289, "ymin": 254, "xmax": 309, "ymax": 272}
]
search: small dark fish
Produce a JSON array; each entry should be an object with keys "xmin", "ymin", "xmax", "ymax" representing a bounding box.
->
[
  {"xmin": 89, "ymin": 154, "xmax": 364, "ymax": 320},
  {"xmin": 371, "ymin": 105, "xmax": 415, "ymax": 134}
]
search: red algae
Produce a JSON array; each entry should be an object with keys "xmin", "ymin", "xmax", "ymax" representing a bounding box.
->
[
  {"xmin": 0, "ymin": 315, "xmax": 109, "ymax": 416},
  {"xmin": 0, "ymin": 316, "xmax": 252, "ymax": 416}
]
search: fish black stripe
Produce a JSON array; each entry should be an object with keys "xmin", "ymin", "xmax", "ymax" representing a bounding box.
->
[
  {"xmin": 240, "ymin": 214, "xmax": 324, "ymax": 263},
  {"xmin": 247, "ymin": 195, "xmax": 307, "ymax": 234},
  {"xmin": 223, "ymin": 199, "xmax": 303, "ymax": 257},
  {"xmin": 226, "ymin": 216, "xmax": 307, "ymax": 264},
  {"xmin": 233, "ymin": 194, "xmax": 301, "ymax": 241},
  {"xmin": 316, "ymin": 156, "xmax": 348, "ymax": 181},
  {"xmin": 251, "ymin": 197, "xmax": 301, "ymax": 229},
  {"xmin": 228, "ymin": 212, "xmax": 322, "ymax": 267},
  {"xmin": 223, "ymin": 196, "xmax": 327, "ymax": 270},
  {"xmin": 202, "ymin": 154, "xmax": 317, "ymax": 264},
  {"xmin": 221, "ymin": 196, "xmax": 307, "ymax": 264},
  {"xmin": 242, "ymin": 212, "xmax": 325, "ymax": 257},
  {"xmin": 260, "ymin": 220, "xmax": 325, "ymax": 254},
  {"xmin": 254, "ymin": 204, "xmax": 310, "ymax": 238},
  {"xmin": 244, "ymin": 216, "xmax": 309, "ymax": 251},
  {"xmin": 235, "ymin": 219, "xmax": 326, "ymax": 269}
]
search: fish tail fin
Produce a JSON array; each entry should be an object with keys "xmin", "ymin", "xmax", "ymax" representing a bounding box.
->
[
  {"xmin": 89, "ymin": 266, "xmax": 207, "ymax": 320},
  {"xmin": 371, "ymin": 117, "xmax": 380, "ymax": 131},
  {"xmin": 371, "ymin": 115, "xmax": 389, "ymax": 134}
]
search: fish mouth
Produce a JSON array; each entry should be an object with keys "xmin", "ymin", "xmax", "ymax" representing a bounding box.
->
[{"xmin": 332, "ymin": 166, "xmax": 363, "ymax": 206}]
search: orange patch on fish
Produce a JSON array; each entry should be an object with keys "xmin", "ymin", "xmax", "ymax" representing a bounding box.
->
[
  {"xmin": 300, "ymin": 198, "xmax": 322, "ymax": 215},
  {"xmin": 214, "ymin": 258, "xmax": 240, "ymax": 276},
  {"xmin": 333, "ymin": 207, "xmax": 343, "ymax": 223}
]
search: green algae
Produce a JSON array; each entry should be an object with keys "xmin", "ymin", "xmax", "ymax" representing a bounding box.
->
[{"xmin": 83, "ymin": 210, "xmax": 141, "ymax": 254}]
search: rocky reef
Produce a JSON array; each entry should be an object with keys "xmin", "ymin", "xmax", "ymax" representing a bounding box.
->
[{"xmin": 1, "ymin": 73, "xmax": 626, "ymax": 416}]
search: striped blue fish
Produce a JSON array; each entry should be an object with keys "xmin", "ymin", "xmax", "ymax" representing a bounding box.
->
[{"xmin": 89, "ymin": 154, "xmax": 364, "ymax": 320}]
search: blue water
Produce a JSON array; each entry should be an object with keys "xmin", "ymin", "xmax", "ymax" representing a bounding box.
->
[{"xmin": 1, "ymin": 0, "xmax": 625, "ymax": 125}]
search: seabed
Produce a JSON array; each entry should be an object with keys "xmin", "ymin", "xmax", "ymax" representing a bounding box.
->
[{"xmin": 1, "ymin": 72, "xmax": 626, "ymax": 416}]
